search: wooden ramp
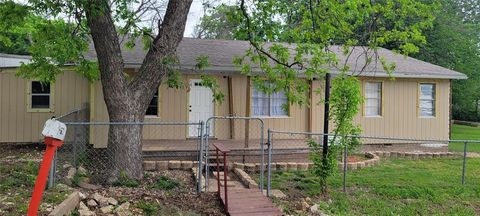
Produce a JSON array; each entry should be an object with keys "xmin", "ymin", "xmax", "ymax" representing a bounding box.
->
[{"xmin": 220, "ymin": 188, "xmax": 283, "ymax": 216}]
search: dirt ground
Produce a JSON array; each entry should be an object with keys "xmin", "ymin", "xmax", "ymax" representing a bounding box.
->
[
  {"xmin": 75, "ymin": 170, "xmax": 225, "ymax": 215},
  {"xmin": 0, "ymin": 144, "xmax": 225, "ymax": 216}
]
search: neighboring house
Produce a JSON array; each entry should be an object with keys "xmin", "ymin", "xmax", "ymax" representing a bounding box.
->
[{"xmin": 0, "ymin": 38, "xmax": 467, "ymax": 148}]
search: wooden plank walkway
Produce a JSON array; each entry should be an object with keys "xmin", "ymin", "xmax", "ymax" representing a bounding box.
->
[{"xmin": 220, "ymin": 188, "xmax": 283, "ymax": 216}]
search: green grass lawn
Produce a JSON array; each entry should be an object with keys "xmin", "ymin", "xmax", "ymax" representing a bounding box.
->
[
  {"xmin": 450, "ymin": 124, "xmax": 480, "ymax": 152},
  {"xmin": 267, "ymin": 158, "xmax": 480, "ymax": 215}
]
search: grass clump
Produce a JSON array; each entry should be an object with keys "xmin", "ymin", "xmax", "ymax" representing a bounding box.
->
[
  {"xmin": 152, "ymin": 176, "xmax": 179, "ymax": 190},
  {"xmin": 0, "ymin": 161, "xmax": 37, "ymax": 191},
  {"xmin": 136, "ymin": 201, "xmax": 159, "ymax": 216},
  {"xmin": 112, "ymin": 171, "xmax": 139, "ymax": 188},
  {"xmin": 135, "ymin": 201, "xmax": 199, "ymax": 216}
]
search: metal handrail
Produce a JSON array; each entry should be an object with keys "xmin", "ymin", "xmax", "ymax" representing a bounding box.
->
[
  {"xmin": 203, "ymin": 116, "xmax": 266, "ymax": 193},
  {"xmin": 213, "ymin": 143, "xmax": 230, "ymax": 213}
]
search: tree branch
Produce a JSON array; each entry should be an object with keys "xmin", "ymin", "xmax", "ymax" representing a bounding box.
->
[
  {"xmin": 130, "ymin": 0, "xmax": 193, "ymax": 112},
  {"xmin": 85, "ymin": 0, "xmax": 131, "ymax": 119},
  {"xmin": 239, "ymin": 0, "xmax": 302, "ymax": 69}
]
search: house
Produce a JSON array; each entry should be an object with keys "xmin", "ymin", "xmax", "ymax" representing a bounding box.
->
[{"xmin": 0, "ymin": 38, "xmax": 467, "ymax": 149}]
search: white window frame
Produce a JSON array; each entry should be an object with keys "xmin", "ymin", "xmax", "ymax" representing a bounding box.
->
[
  {"xmin": 418, "ymin": 83, "xmax": 436, "ymax": 117},
  {"xmin": 27, "ymin": 80, "xmax": 55, "ymax": 113},
  {"xmin": 251, "ymin": 86, "xmax": 289, "ymax": 117},
  {"xmin": 364, "ymin": 81, "xmax": 383, "ymax": 117}
]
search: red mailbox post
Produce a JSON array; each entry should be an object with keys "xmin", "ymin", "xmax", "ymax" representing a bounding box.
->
[{"xmin": 27, "ymin": 119, "xmax": 66, "ymax": 216}]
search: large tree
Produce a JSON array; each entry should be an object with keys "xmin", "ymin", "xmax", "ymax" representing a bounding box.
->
[{"xmin": 1, "ymin": 0, "xmax": 193, "ymax": 181}]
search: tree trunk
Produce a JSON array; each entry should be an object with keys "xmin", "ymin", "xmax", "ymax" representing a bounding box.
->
[
  {"xmin": 85, "ymin": 0, "xmax": 192, "ymax": 181},
  {"xmin": 108, "ymin": 117, "xmax": 144, "ymax": 182}
]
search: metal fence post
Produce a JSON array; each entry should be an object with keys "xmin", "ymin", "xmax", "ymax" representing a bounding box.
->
[
  {"xmin": 197, "ymin": 121, "xmax": 204, "ymax": 193},
  {"xmin": 205, "ymin": 122, "xmax": 211, "ymax": 192},
  {"xmin": 267, "ymin": 129, "xmax": 272, "ymax": 197},
  {"xmin": 462, "ymin": 141, "xmax": 467, "ymax": 185},
  {"xmin": 72, "ymin": 112, "xmax": 78, "ymax": 166},
  {"xmin": 47, "ymin": 150, "xmax": 57, "ymax": 188},
  {"xmin": 343, "ymin": 144, "xmax": 347, "ymax": 193},
  {"xmin": 260, "ymin": 121, "xmax": 265, "ymax": 193}
]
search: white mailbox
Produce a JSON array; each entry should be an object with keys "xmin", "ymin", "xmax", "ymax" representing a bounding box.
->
[{"xmin": 42, "ymin": 118, "xmax": 67, "ymax": 141}]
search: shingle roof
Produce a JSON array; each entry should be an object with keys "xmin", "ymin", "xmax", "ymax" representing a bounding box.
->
[
  {"xmin": 1, "ymin": 38, "xmax": 467, "ymax": 80},
  {"xmin": 86, "ymin": 37, "xmax": 466, "ymax": 79}
]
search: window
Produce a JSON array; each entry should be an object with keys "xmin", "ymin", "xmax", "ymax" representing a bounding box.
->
[
  {"xmin": 30, "ymin": 81, "xmax": 52, "ymax": 110},
  {"xmin": 419, "ymin": 83, "xmax": 436, "ymax": 117},
  {"xmin": 146, "ymin": 89, "xmax": 159, "ymax": 116},
  {"xmin": 364, "ymin": 82, "xmax": 382, "ymax": 116},
  {"xmin": 252, "ymin": 87, "xmax": 288, "ymax": 117}
]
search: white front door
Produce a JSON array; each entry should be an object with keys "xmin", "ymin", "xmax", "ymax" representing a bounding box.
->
[{"xmin": 188, "ymin": 79, "xmax": 214, "ymax": 137}]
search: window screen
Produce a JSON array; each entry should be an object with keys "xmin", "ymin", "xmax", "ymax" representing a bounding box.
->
[
  {"xmin": 31, "ymin": 81, "xmax": 51, "ymax": 109},
  {"xmin": 365, "ymin": 82, "xmax": 382, "ymax": 116},
  {"xmin": 419, "ymin": 83, "xmax": 436, "ymax": 117}
]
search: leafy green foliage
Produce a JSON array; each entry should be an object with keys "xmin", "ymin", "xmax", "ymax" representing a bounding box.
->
[
  {"xmin": 307, "ymin": 138, "xmax": 340, "ymax": 193},
  {"xmin": 306, "ymin": 75, "xmax": 363, "ymax": 193},
  {"xmin": 0, "ymin": 1, "xmax": 99, "ymax": 82},
  {"xmin": 200, "ymin": 75, "xmax": 225, "ymax": 103},
  {"xmin": 329, "ymin": 75, "xmax": 363, "ymax": 152},
  {"xmin": 152, "ymin": 176, "xmax": 179, "ymax": 190},
  {"xmin": 0, "ymin": 1, "xmax": 30, "ymax": 54},
  {"xmin": 226, "ymin": 0, "xmax": 434, "ymax": 194},
  {"xmin": 192, "ymin": 4, "xmax": 246, "ymax": 39},
  {"xmin": 410, "ymin": 0, "xmax": 480, "ymax": 122}
]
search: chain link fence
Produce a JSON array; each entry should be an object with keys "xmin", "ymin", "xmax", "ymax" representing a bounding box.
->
[
  {"xmin": 51, "ymin": 111, "xmax": 203, "ymax": 186},
  {"xmin": 265, "ymin": 129, "xmax": 480, "ymax": 196},
  {"xmin": 199, "ymin": 117, "xmax": 266, "ymax": 192}
]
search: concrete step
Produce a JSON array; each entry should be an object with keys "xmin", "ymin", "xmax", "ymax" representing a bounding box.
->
[
  {"xmin": 207, "ymin": 163, "xmax": 226, "ymax": 167},
  {"xmin": 219, "ymin": 180, "xmax": 236, "ymax": 187},
  {"xmin": 213, "ymin": 171, "xmax": 231, "ymax": 180}
]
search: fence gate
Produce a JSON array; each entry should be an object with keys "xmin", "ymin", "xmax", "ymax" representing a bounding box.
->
[{"xmin": 197, "ymin": 116, "xmax": 265, "ymax": 192}]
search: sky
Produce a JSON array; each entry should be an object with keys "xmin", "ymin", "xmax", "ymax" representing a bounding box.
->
[
  {"xmin": 184, "ymin": 0, "xmax": 206, "ymax": 37},
  {"xmin": 184, "ymin": 0, "xmax": 234, "ymax": 37}
]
